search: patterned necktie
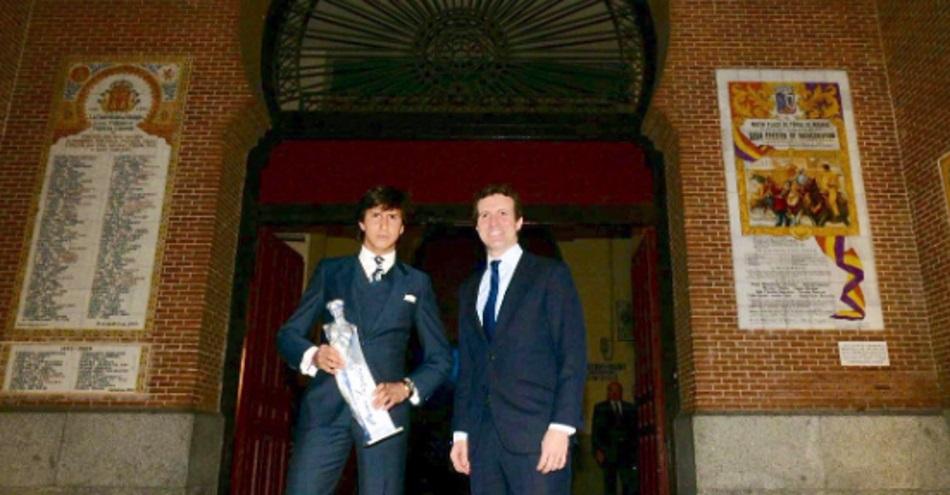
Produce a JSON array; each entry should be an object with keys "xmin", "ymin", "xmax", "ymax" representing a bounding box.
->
[
  {"xmin": 371, "ymin": 255, "xmax": 384, "ymax": 282},
  {"xmin": 483, "ymin": 260, "xmax": 501, "ymax": 341}
]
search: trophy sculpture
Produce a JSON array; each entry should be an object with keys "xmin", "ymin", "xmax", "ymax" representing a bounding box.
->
[{"xmin": 324, "ymin": 299, "xmax": 403, "ymax": 445}]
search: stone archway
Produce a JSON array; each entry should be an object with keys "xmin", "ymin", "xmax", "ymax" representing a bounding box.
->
[{"xmin": 223, "ymin": 1, "xmax": 677, "ymax": 494}]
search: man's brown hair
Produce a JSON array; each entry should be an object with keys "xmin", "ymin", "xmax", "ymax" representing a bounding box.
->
[
  {"xmin": 472, "ymin": 183, "xmax": 523, "ymax": 221},
  {"xmin": 356, "ymin": 185, "xmax": 413, "ymax": 223}
]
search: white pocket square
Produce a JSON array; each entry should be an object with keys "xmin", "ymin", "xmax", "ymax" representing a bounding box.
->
[{"xmin": 403, "ymin": 294, "xmax": 417, "ymax": 303}]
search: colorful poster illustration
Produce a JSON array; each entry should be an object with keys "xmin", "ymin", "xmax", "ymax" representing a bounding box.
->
[
  {"xmin": 717, "ymin": 69, "xmax": 883, "ymax": 329},
  {"xmin": 12, "ymin": 59, "xmax": 189, "ymax": 331}
]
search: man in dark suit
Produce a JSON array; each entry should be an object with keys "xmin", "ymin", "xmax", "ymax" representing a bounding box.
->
[
  {"xmin": 277, "ymin": 186, "xmax": 451, "ymax": 495},
  {"xmin": 450, "ymin": 184, "xmax": 587, "ymax": 495},
  {"xmin": 592, "ymin": 381, "xmax": 638, "ymax": 495}
]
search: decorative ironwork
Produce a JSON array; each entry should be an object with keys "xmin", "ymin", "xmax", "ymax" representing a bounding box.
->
[{"xmin": 267, "ymin": 0, "xmax": 649, "ymax": 114}]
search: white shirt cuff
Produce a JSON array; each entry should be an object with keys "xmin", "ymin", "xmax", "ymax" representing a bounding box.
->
[
  {"xmin": 454, "ymin": 424, "xmax": 572, "ymax": 443},
  {"xmin": 408, "ymin": 387, "xmax": 421, "ymax": 405},
  {"xmin": 548, "ymin": 423, "xmax": 576, "ymax": 435},
  {"xmin": 300, "ymin": 346, "xmax": 319, "ymax": 377}
]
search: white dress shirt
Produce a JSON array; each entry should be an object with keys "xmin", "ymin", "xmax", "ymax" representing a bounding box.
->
[
  {"xmin": 299, "ymin": 247, "xmax": 420, "ymax": 404},
  {"xmin": 357, "ymin": 246, "xmax": 396, "ymax": 282},
  {"xmin": 454, "ymin": 244, "xmax": 575, "ymax": 443},
  {"xmin": 476, "ymin": 244, "xmax": 523, "ymax": 324}
]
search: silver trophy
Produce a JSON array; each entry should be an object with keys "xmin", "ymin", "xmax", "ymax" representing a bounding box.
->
[{"xmin": 324, "ymin": 299, "xmax": 403, "ymax": 445}]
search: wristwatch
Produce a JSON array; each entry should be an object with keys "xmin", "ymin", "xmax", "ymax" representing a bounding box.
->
[{"xmin": 402, "ymin": 377, "xmax": 416, "ymax": 396}]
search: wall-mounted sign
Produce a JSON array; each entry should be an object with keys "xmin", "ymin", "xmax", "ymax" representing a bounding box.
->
[
  {"xmin": 717, "ymin": 69, "xmax": 883, "ymax": 330},
  {"xmin": 12, "ymin": 59, "xmax": 189, "ymax": 332},
  {"xmin": 2, "ymin": 343, "xmax": 146, "ymax": 393},
  {"xmin": 838, "ymin": 341, "xmax": 889, "ymax": 367}
]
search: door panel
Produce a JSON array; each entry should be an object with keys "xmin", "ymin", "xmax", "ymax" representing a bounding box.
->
[
  {"xmin": 231, "ymin": 228, "xmax": 304, "ymax": 495},
  {"xmin": 632, "ymin": 227, "xmax": 670, "ymax": 495}
]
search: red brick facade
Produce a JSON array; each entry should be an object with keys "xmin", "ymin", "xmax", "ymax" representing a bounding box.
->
[
  {"xmin": 0, "ymin": 1, "xmax": 31, "ymax": 146},
  {"xmin": 0, "ymin": 0, "xmax": 267, "ymax": 410},
  {"xmin": 877, "ymin": 0, "xmax": 950, "ymax": 410},
  {"xmin": 644, "ymin": 0, "xmax": 943, "ymax": 412},
  {"xmin": 0, "ymin": 0, "xmax": 943, "ymax": 418}
]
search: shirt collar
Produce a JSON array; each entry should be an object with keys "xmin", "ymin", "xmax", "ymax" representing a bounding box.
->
[
  {"xmin": 359, "ymin": 246, "xmax": 396, "ymax": 279},
  {"xmin": 487, "ymin": 243, "xmax": 523, "ymax": 271}
]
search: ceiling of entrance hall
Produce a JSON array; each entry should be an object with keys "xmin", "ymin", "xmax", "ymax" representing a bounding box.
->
[{"xmin": 267, "ymin": 0, "xmax": 650, "ymax": 114}]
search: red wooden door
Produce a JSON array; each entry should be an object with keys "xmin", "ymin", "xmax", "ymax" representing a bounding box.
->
[
  {"xmin": 631, "ymin": 227, "xmax": 670, "ymax": 495},
  {"xmin": 231, "ymin": 228, "xmax": 304, "ymax": 495}
]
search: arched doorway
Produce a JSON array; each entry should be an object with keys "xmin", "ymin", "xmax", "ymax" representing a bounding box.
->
[{"xmin": 221, "ymin": 1, "xmax": 675, "ymax": 493}]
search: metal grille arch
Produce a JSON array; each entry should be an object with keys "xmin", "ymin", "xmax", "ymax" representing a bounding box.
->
[{"xmin": 265, "ymin": 0, "xmax": 652, "ymax": 119}]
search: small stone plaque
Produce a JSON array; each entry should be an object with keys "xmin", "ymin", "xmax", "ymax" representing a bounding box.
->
[
  {"xmin": 838, "ymin": 341, "xmax": 889, "ymax": 367},
  {"xmin": 3, "ymin": 343, "xmax": 145, "ymax": 393}
]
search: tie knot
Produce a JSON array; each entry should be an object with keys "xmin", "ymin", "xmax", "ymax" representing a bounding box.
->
[
  {"xmin": 374, "ymin": 255, "xmax": 384, "ymax": 266},
  {"xmin": 489, "ymin": 259, "xmax": 500, "ymax": 272}
]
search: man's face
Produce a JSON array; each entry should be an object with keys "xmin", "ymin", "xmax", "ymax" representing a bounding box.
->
[
  {"xmin": 607, "ymin": 383, "xmax": 622, "ymax": 401},
  {"xmin": 359, "ymin": 206, "xmax": 404, "ymax": 255},
  {"xmin": 476, "ymin": 193, "xmax": 523, "ymax": 258}
]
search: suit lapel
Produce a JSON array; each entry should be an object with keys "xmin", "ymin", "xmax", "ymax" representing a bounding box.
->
[
  {"xmin": 463, "ymin": 271, "xmax": 487, "ymax": 342},
  {"xmin": 492, "ymin": 253, "xmax": 536, "ymax": 342}
]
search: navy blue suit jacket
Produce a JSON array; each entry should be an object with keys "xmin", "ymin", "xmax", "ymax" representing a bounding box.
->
[
  {"xmin": 452, "ymin": 252, "xmax": 587, "ymax": 454},
  {"xmin": 276, "ymin": 256, "xmax": 452, "ymax": 430}
]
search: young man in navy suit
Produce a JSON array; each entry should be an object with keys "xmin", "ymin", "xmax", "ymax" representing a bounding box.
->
[
  {"xmin": 450, "ymin": 184, "xmax": 588, "ymax": 494},
  {"xmin": 277, "ymin": 186, "xmax": 451, "ymax": 495}
]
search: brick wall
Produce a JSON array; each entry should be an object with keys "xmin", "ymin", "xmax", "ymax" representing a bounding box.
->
[
  {"xmin": 239, "ymin": 0, "xmax": 270, "ymax": 105},
  {"xmin": 643, "ymin": 109, "xmax": 696, "ymax": 411},
  {"xmin": 877, "ymin": 0, "xmax": 950, "ymax": 409},
  {"xmin": 0, "ymin": 0, "xmax": 266, "ymax": 410},
  {"xmin": 0, "ymin": 0, "xmax": 941, "ymax": 417},
  {"xmin": 0, "ymin": 0, "xmax": 32, "ymax": 145},
  {"xmin": 644, "ymin": 0, "xmax": 941, "ymax": 411}
]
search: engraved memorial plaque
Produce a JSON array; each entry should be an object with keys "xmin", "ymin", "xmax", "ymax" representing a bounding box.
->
[{"xmin": 3, "ymin": 344, "xmax": 144, "ymax": 394}]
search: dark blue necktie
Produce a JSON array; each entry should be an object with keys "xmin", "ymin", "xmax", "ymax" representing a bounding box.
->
[{"xmin": 482, "ymin": 260, "xmax": 501, "ymax": 341}]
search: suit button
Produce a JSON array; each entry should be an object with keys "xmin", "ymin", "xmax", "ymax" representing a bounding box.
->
[{"xmin": 489, "ymin": 353, "xmax": 495, "ymax": 361}]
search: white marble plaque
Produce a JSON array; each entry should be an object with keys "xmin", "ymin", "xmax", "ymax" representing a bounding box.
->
[
  {"xmin": 3, "ymin": 343, "xmax": 144, "ymax": 393},
  {"xmin": 838, "ymin": 341, "xmax": 889, "ymax": 367},
  {"xmin": 13, "ymin": 60, "xmax": 187, "ymax": 331}
]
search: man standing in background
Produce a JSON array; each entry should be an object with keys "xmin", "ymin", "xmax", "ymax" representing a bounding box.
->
[{"xmin": 592, "ymin": 381, "xmax": 639, "ymax": 495}]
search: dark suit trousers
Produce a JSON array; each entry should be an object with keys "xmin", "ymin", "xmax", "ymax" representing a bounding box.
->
[
  {"xmin": 470, "ymin": 414, "xmax": 571, "ymax": 495},
  {"xmin": 602, "ymin": 462, "xmax": 637, "ymax": 495},
  {"xmin": 285, "ymin": 418, "xmax": 408, "ymax": 495}
]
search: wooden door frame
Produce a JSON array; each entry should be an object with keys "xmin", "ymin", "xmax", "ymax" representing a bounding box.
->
[{"xmin": 217, "ymin": 135, "xmax": 680, "ymax": 494}]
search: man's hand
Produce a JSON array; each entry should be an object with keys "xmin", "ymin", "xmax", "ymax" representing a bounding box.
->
[
  {"xmin": 450, "ymin": 440, "xmax": 471, "ymax": 475},
  {"xmin": 595, "ymin": 449, "xmax": 605, "ymax": 465},
  {"xmin": 314, "ymin": 344, "xmax": 344, "ymax": 374},
  {"xmin": 536, "ymin": 429, "xmax": 570, "ymax": 473},
  {"xmin": 372, "ymin": 382, "xmax": 410, "ymax": 410}
]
